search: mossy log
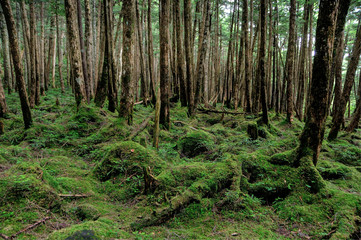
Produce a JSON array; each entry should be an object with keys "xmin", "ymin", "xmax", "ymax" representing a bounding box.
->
[{"xmin": 131, "ymin": 159, "xmax": 240, "ymax": 230}]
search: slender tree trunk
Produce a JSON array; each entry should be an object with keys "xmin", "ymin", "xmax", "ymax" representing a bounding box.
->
[
  {"xmin": 45, "ymin": 16, "xmax": 56, "ymax": 89},
  {"xmin": 147, "ymin": 0, "xmax": 156, "ymax": 104},
  {"xmin": 346, "ymin": 72, "xmax": 361, "ymax": 132},
  {"xmin": 194, "ymin": 0, "xmax": 211, "ymax": 107},
  {"xmin": 159, "ymin": 0, "xmax": 170, "ymax": 130},
  {"xmin": 0, "ymin": 65, "xmax": 7, "ymax": 118},
  {"xmin": 259, "ymin": 0, "xmax": 268, "ymax": 125},
  {"xmin": 136, "ymin": 0, "xmax": 148, "ymax": 105},
  {"xmin": 77, "ymin": 0, "xmax": 90, "ymax": 103},
  {"xmin": 297, "ymin": 0, "xmax": 338, "ymax": 166},
  {"xmin": 84, "ymin": 0, "xmax": 93, "ymax": 98},
  {"xmin": 56, "ymin": 8, "xmax": 65, "ymax": 93},
  {"xmin": 175, "ymin": 0, "xmax": 187, "ymax": 107},
  {"xmin": 1, "ymin": 0, "xmax": 32, "ymax": 129},
  {"xmin": 296, "ymin": 3, "xmax": 310, "ymax": 121},
  {"xmin": 64, "ymin": 0, "xmax": 86, "ymax": 106},
  {"xmin": 286, "ymin": 0, "xmax": 296, "ymax": 123},
  {"xmin": 119, "ymin": 0, "xmax": 135, "ymax": 124},
  {"xmin": 29, "ymin": 0, "xmax": 37, "ymax": 107},
  {"xmin": 242, "ymin": 0, "xmax": 251, "ymax": 112},
  {"xmin": 328, "ymin": 22, "xmax": 361, "ymax": 140},
  {"xmin": 0, "ymin": 11, "xmax": 12, "ymax": 94},
  {"xmin": 184, "ymin": 0, "xmax": 195, "ymax": 116}
]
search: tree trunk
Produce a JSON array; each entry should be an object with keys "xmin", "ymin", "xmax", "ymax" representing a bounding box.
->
[
  {"xmin": 1, "ymin": 0, "xmax": 32, "ymax": 129},
  {"xmin": 346, "ymin": 72, "xmax": 361, "ymax": 132},
  {"xmin": 328, "ymin": 22, "xmax": 361, "ymax": 140},
  {"xmin": 159, "ymin": 0, "xmax": 170, "ymax": 130},
  {"xmin": 64, "ymin": 0, "xmax": 86, "ymax": 107},
  {"xmin": 0, "ymin": 10, "xmax": 12, "ymax": 94},
  {"xmin": 194, "ymin": 0, "xmax": 211, "ymax": 107},
  {"xmin": 297, "ymin": 0, "xmax": 338, "ymax": 166},
  {"xmin": 136, "ymin": 0, "xmax": 148, "ymax": 105},
  {"xmin": 84, "ymin": 0, "xmax": 93, "ymax": 98},
  {"xmin": 119, "ymin": 0, "xmax": 135, "ymax": 124},
  {"xmin": 147, "ymin": 0, "xmax": 156, "ymax": 104},
  {"xmin": 184, "ymin": 0, "xmax": 195, "ymax": 116},
  {"xmin": 242, "ymin": 0, "xmax": 251, "ymax": 112},
  {"xmin": 56, "ymin": 7, "xmax": 65, "ymax": 93},
  {"xmin": 0, "ymin": 65, "xmax": 7, "ymax": 118},
  {"xmin": 175, "ymin": 0, "xmax": 187, "ymax": 107},
  {"xmin": 259, "ymin": 0, "xmax": 268, "ymax": 125},
  {"xmin": 77, "ymin": 0, "xmax": 90, "ymax": 103},
  {"xmin": 286, "ymin": 0, "xmax": 296, "ymax": 123},
  {"xmin": 295, "ymin": 3, "xmax": 310, "ymax": 121},
  {"xmin": 45, "ymin": 16, "xmax": 56, "ymax": 89}
]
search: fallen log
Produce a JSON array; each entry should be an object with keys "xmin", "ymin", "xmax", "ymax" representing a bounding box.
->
[
  {"xmin": 197, "ymin": 107, "xmax": 246, "ymax": 115},
  {"xmin": 131, "ymin": 159, "xmax": 239, "ymax": 230},
  {"xmin": 127, "ymin": 116, "xmax": 153, "ymax": 140}
]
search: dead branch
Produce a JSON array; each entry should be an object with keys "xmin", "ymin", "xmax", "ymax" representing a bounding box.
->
[
  {"xmin": 0, "ymin": 216, "xmax": 52, "ymax": 239},
  {"xmin": 58, "ymin": 194, "xmax": 89, "ymax": 198}
]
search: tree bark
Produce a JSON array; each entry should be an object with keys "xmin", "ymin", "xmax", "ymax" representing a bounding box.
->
[
  {"xmin": 1, "ymin": 0, "xmax": 32, "ymax": 129},
  {"xmin": 184, "ymin": 0, "xmax": 195, "ymax": 116},
  {"xmin": 77, "ymin": 0, "xmax": 90, "ymax": 103},
  {"xmin": 194, "ymin": 0, "xmax": 211, "ymax": 107},
  {"xmin": 0, "ymin": 10, "xmax": 11, "ymax": 94},
  {"xmin": 259, "ymin": 0, "xmax": 268, "ymax": 125},
  {"xmin": 159, "ymin": 0, "xmax": 171, "ymax": 130},
  {"xmin": 84, "ymin": 0, "xmax": 93, "ymax": 98},
  {"xmin": 346, "ymin": 72, "xmax": 361, "ymax": 132},
  {"xmin": 286, "ymin": 0, "xmax": 296, "ymax": 123},
  {"xmin": 328, "ymin": 22, "xmax": 361, "ymax": 140},
  {"xmin": 175, "ymin": 0, "xmax": 187, "ymax": 107},
  {"xmin": 64, "ymin": 0, "xmax": 86, "ymax": 107},
  {"xmin": 297, "ymin": 0, "xmax": 338, "ymax": 166},
  {"xmin": 119, "ymin": 0, "xmax": 135, "ymax": 124}
]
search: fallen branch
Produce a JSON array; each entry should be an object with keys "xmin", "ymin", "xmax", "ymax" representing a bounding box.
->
[
  {"xmin": 58, "ymin": 194, "xmax": 89, "ymax": 198},
  {"xmin": 0, "ymin": 217, "xmax": 52, "ymax": 239},
  {"xmin": 197, "ymin": 107, "xmax": 246, "ymax": 115},
  {"xmin": 127, "ymin": 116, "xmax": 153, "ymax": 140},
  {"xmin": 0, "ymin": 233, "xmax": 9, "ymax": 240}
]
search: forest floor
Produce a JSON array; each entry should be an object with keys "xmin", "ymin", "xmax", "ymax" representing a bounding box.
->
[{"xmin": 0, "ymin": 89, "xmax": 361, "ymax": 239}]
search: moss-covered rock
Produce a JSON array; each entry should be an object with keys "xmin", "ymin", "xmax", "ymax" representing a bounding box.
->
[{"xmin": 178, "ymin": 130, "xmax": 214, "ymax": 158}]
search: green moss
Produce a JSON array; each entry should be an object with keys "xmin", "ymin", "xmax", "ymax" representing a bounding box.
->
[
  {"xmin": 178, "ymin": 130, "xmax": 214, "ymax": 158},
  {"xmin": 335, "ymin": 146, "xmax": 361, "ymax": 166},
  {"xmin": 269, "ymin": 149, "xmax": 297, "ymax": 165},
  {"xmin": 317, "ymin": 161, "xmax": 352, "ymax": 180},
  {"xmin": 299, "ymin": 155, "xmax": 326, "ymax": 193},
  {"xmin": 47, "ymin": 218, "xmax": 131, "ymax": 240},
  {"xmin": 94, "ymin": 141, "xmax": 165, "ymax": 181}
]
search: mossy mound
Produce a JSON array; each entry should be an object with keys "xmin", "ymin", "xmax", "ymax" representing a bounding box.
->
[
  {"xmin": 94, "ymin": 141, "xmax": 165, "ymax": 181},
  {"xmin": 0, "ymin": 162, "xmax": 59, "ymax": 207},
  {"xmin": 178, "ymin": 130, "xmax": 214, "ymax": 158},
  {"xmin": 48, "ymin": 218, "xmax": 130, "ymax": 240}
]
